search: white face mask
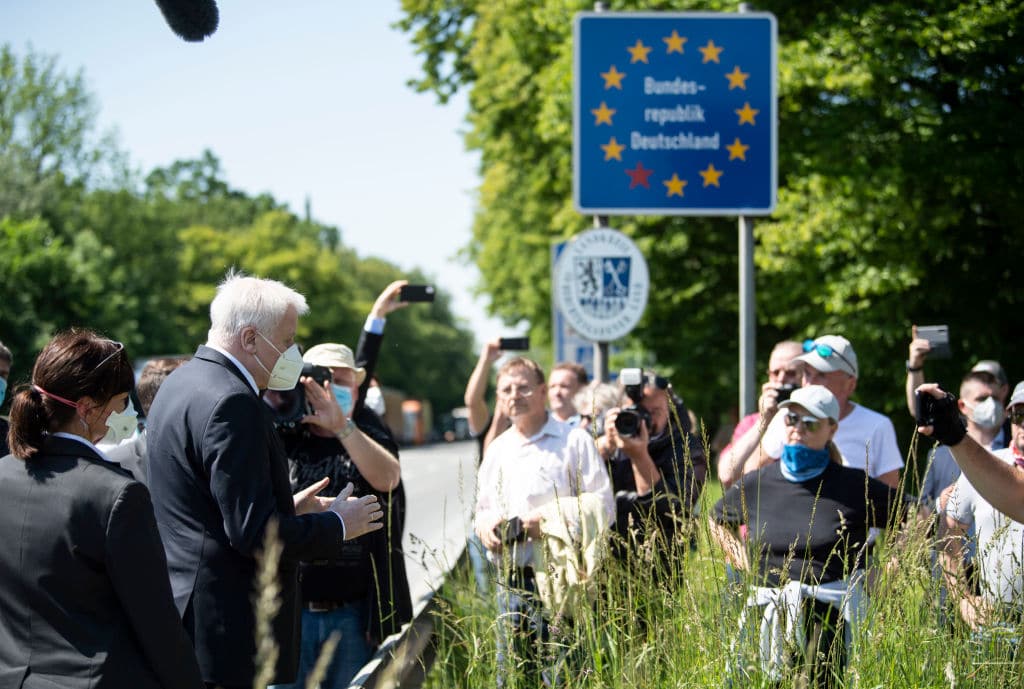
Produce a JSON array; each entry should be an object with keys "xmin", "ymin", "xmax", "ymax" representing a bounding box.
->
[
  {"xmin": 102, "ymin": 398, "xmax": 138, "ymax": 445},
  {"xmin": 256, "ymin": 332, "xmax": 304, "ymax": 391},
  {"xmin": 365, "ymin": 385, "xmax": 385, "ymax": 416},
  {"xmin": 968, "ymin": 396, "xmax": 1003, "ymax": 430}
]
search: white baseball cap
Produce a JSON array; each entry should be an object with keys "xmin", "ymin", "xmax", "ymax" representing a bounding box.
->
[
  {"xmin": 796, "ymin": 335, "xmax": 858, "ymax": 377},
  {"xmin": 779, "ymin": 385, "xmax": 840, "ymax": 423}
]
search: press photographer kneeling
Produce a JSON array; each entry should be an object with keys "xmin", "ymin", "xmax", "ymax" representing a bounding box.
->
[
  {"xmin": 599, "ymin": 369, "xmax": 707, "ymax": 573},
  {"xmin": 264, "ymin": 281, "xmax": 413, "ymax": 689}
]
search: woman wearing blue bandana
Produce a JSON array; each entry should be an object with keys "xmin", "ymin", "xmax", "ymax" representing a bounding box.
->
[{"xmin": 711, "ymin": 385, "xmax": 908, "ymax": 689}]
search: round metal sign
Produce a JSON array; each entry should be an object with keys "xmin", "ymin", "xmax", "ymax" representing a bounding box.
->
[{"xmin": 555, "ymin": 228, "xmax": 649, "ymax": 342}]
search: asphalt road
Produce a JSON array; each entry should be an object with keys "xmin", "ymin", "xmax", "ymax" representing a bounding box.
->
[{"xmin": 398, "ymin": 439, "xmax": 480, "ymax": 611}]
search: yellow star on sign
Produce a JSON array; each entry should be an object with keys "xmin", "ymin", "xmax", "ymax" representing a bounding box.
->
[
  {"xmin": 600, "ymin": 65, "xmax": 626, "ymax": 90},
  {"xmin": 591, "ymin": 101, "xmax": 616, "ymax": 126},
  {"xmin": 726, "ymin": 65, "xmax": 749, "ymax": 90},
  {"xmin": 663, "ymin": 30, "xmax": 687, "ymax": 54},
  {"xmin": 601, "ymin": 137, "xmax": 625, "ymax": 161},
  {"xmin": 726, "ymin": 138, "xmax": 750, "ymax": 161},
  {"xmin": 663, "ymin": 173, "xmax": 687, "ymax": 197},
  {"xmin": 627, "ymin": 39, "xmax": 652, "ymax": 64},
  {"xmin": 698, "ymin": 39, "xmax": 723, "ymax": 63},
  {"xmin": 700, "ymin": 163, "xmax": 723, "ymax": 187},
  {"xmin": 735, "ymin": 102, "xmax": 759, "ymax": 125}
]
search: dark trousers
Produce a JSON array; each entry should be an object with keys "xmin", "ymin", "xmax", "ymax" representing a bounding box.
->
[{"xmin": 792, "ymin": 599, "xmax": 846, "ymax": 689}]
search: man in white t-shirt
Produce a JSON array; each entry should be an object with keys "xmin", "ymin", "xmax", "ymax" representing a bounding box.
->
[
  {"xmin": 744, "ymin": 335, "xmax": 902, "ymax": 487},
  {"xmin": 939, "ymin": 384, "xmax": 1024, "ymax": 629}
]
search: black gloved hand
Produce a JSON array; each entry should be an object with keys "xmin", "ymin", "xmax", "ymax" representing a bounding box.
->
[{"xmin": 927, "ymin": 392, "xmax": 967, "ymax": 447}]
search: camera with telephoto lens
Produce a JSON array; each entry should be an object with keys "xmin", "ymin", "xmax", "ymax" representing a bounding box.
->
[
  {"xmin": 268, "ymin": 363, "xmax": 332, "ymax": 433},
  {"xmin": 614, "ymin": 367, "xmax": 653, "ymax": 438}
]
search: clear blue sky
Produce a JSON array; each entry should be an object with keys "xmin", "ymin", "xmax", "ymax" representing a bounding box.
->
[{"xmin": 1, "ymin": 0, "xmax": 513, "ymax": 342}]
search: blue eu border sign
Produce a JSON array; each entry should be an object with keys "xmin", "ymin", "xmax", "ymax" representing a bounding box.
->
[{"xmin": 574, "ymin": 11, "xmax": 777, "ymax": 216}]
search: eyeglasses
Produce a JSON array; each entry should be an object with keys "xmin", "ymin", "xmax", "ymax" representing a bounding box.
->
[
  {"xmin": 1010, "ymin": 408, "xmax": 1024, "ymax": 427},
  {"xmin": 784, "ymin": 412, "xmax": 824, "ymax": 433},
  {"xmin": 497, "ymin": 384, "xmax": 537, "ymax": 400},
  {"xmin": 803, "ymin": 339, "xmax": 856, "ymax": 375}
]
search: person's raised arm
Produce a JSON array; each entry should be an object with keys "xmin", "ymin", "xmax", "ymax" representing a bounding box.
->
[
  {"xmin": 905, "ymin": 325, "xmax": 930, "ymax": 417},
  {"xmin": 464, "ymin": 339, "xmax": 501, "ymax": 436},
  {"xmin": 354, "ymin": 280, "xmax": 410, "ymax": 412},
  {"xmin": 917, "ymin": 383, "xmax": 1024, "ymax": 523}
]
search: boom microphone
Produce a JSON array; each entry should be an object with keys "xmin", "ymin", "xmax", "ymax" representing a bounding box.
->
[{"xmin": 154, "ymin": 0, "xmax": 219, "ymax": 42}]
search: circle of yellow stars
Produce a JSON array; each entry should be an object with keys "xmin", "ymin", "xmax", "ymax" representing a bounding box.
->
[{"xmin": 589, "ymin": 30, "xmax": 761, "ymax": 198}]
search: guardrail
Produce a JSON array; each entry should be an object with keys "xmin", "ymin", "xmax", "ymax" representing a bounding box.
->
[{"xmin": 350, "ymin": 548, "xmax": 467, "ymax": 689}]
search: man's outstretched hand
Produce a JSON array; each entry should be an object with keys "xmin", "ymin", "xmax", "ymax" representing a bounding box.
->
[{"xmin": 329, "ymin": 482, "xmax": 384, "ymax": 540}]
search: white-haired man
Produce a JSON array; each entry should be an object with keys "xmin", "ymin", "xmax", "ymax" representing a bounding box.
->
[{"xmin": 147, "ymin": 272, "xmax": 383, "ymax": 689}]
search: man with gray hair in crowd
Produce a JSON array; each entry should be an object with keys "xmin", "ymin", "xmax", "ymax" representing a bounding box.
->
[{"xmin": 147, "ymin": 272, "xmax": 384, "ymax": 689}]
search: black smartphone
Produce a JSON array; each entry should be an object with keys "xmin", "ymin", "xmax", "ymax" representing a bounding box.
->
[
  {"xmin": 917, "ymin": 325, "xmax": 951, "ymax": 359},
  {"xmin": 498, "ymin": 336, "xmax": 530, "ymax": 351},
  {"xmin": 916, "ymin": 389, "xmax": 939, "ymax": 427},
  {"xmin": 398, "ymin": 284, "xmax": 435, "ymax": 302}
]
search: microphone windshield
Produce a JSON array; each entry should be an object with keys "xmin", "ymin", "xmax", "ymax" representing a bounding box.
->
[{"xmin": 154, "ymin": 0, "xmax": 219, "ymax": 42}]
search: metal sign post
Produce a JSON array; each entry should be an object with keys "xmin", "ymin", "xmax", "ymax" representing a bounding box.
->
[{"xmin": 573, "ymin": 8, "xmax": 776, "ymax": 412}]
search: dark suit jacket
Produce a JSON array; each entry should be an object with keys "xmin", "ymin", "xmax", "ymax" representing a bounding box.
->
[
  {"xmin": 0, "ymin": 435, "xmax": 203, "ymax": 689},
  {"xmin": 146, "ymin": 346, "xmax": 345, "ymax": 686}
]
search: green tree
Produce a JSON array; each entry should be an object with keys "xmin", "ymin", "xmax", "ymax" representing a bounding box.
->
[{"xmin": 400, "ymin": 0, "xmax": 1024, "ymax": 441}]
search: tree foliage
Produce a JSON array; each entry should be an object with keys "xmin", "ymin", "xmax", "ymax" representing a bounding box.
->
[
  {"xmin": 399, "ymin": 0, "xmax": 1024, "ymax": 441},
  {"xmin": 0, "ymin": 45, "xmax": 474, "ymax": 421}
]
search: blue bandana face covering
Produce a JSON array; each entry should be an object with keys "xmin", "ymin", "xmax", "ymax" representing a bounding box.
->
[
  {"xmin": 331, "ymin": 384, "xmax": 354, "ymax": 417},
  {"xmin": 0, "ymin": 377, "xmax": 6, "ymax": 407},
  {"xmin": 780, "ymin": 443, "xmax": 831, "ymax": 482}
]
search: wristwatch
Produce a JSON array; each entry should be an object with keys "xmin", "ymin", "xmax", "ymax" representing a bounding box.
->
[
  {"xmin": 335, "ymin": 421, "xmax": 356, "ymax": 441},
  {"xmin": 906, "ymin": 360, "xmax": 923, "ymax": 373}
]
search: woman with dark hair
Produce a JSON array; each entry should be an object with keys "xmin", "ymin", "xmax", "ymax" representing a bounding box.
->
[{"xmin": 0, "ymin": 329, "xmax": 203, "ymax": 689}]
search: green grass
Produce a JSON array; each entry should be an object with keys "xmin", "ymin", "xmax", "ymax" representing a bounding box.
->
[{"xmin": 423, "ymin": 468, "xmax": 1024, "ymax": 688}]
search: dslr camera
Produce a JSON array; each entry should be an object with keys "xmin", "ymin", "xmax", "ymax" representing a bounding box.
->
[
  {"xmin": 267, "ymin": 363, "xmax": 332, "ymax": 433},
  {"xmin": 614, "ymin": 367, "xmax": 653, "ymax": 438}
]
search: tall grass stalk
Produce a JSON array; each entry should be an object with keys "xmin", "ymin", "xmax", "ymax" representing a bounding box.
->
[
  {"xmin": 254, "ymin": 518, "xmax": 283, "ymax": 689},
  {"xmin": 425, "ymin": 434, "xmax": 1024, "ymax": 688}
]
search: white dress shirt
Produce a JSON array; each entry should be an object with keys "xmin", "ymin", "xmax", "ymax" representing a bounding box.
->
[{"xmin": 475, "ymin": 414, "xmax": 614, "ymax": 567}]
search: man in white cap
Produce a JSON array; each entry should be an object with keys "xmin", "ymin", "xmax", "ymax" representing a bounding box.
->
[{"xmin": 740, "ymin": 335, "xmax": 902, "ymax": 487}]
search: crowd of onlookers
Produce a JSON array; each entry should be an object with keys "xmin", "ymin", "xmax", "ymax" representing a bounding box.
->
[
  {"xmin": 465, "ymin": 331, "xmax": 1024, "ymax": 687},
  {"xmin": 2, "ymin": 278, "xmax": 1022, "ymax": 689}
]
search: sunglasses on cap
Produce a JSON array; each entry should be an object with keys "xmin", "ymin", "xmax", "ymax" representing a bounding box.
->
[
  {"xmin": 784, "ymin": 412, "xmax": 825, "ymax": 433},
  {"xmin": 803, "ymin": 339, "xmax": 856, "ymax": 374}
]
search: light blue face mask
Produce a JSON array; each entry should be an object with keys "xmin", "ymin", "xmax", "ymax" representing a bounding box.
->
[
  {"xmin": 331, "ymin": 384, "xmax": 354, "ymax": 417},
  {"xmin": 0, "ymin": 377, "xmax": 6, "ymax": 407}
]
